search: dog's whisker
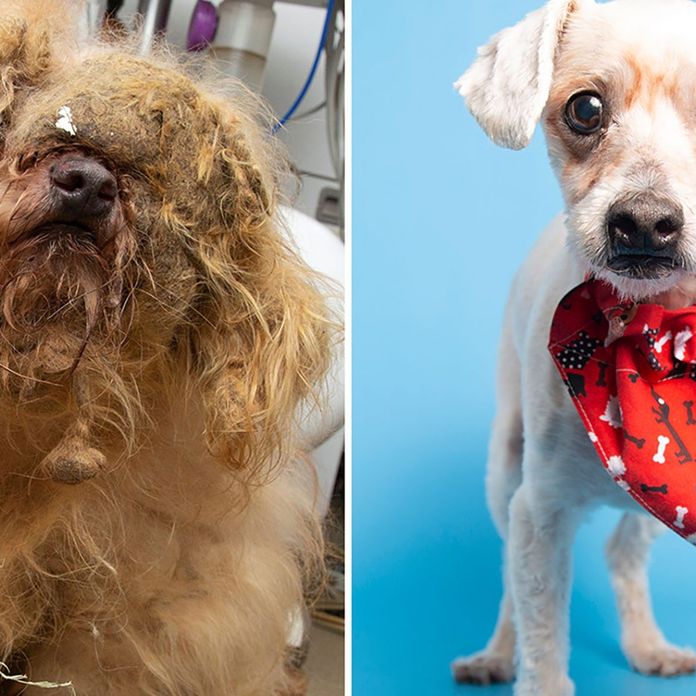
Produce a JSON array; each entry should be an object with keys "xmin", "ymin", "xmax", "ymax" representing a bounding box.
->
[
  {"xmin": 43, "ymin": 280, "xmax": 111, "ymax": 323},
  {"xmin": 0, "ymin": 361, "xmax": 60, "ymax": 386},
  {"xmin": 137, "ymin": 283, "xmax": 217, "ymax": 329}
]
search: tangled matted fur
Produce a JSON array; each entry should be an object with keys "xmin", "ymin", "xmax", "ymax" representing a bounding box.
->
[{"xmin": 0, "ymin": 2, "xmax": 336, "ymax": 694}]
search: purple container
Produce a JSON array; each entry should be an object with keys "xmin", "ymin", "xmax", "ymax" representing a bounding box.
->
[{"xmin": 187, "ymin": 0, "xmax": 219, "ymax": 52}]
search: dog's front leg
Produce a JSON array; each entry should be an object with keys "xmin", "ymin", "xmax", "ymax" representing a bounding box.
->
[
  {"xmin": 508, "ymin": 482, "xmax": 579, "ymax": 696},
  {"xmin": 607, "ymin": 513, "xmax": 696, "ymax": 676}
]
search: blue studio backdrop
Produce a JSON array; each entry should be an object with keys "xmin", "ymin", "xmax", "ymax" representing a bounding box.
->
[{"xmin": 352, "ymin": 1, "xmax": 696, "ymax": 694}]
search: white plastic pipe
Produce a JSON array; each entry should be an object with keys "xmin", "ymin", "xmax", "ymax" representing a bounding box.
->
[{"xmin": 209, "ymin": 0, "xmax": 276, "ymax": 91}]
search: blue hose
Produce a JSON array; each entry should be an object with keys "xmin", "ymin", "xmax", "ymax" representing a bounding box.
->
[{"xmin": 272, "ymin": 0, "xmax": 335, "ymax": 134}]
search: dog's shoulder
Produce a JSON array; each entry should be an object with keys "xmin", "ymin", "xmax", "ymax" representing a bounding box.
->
[{"xmin": 505, "ymin": 216, "xmax": 582, "ymax": 354}]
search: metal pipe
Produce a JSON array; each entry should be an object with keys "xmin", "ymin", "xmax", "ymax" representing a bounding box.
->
[{"xmin": 137, "ymin": 0, "xmax": 173, "ymax": 54}]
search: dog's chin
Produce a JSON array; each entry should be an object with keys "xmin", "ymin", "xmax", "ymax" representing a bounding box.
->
[
  {"xmin": 593, "ymin": 263, "xmax": 688, "ymax": 303},
  {"xmin": 0, "ymin": 227, "xmax": 113, "ymax": 338},
  {"xmin": 30, "ymin": 223, "xmax": 100, "ymax": 249}
]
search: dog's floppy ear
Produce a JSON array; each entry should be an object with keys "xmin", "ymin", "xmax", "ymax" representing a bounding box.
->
[
  {"xmin": 455, "ymin": 0, "xmax": 587, "ymax": 149},
  {"xmin": 0, "ymin": 1, "xmax": 83, "ymax": 116},
  {"xmin": 187, "ymin": 99, "xmax": 332, "ymax": 479},
  {"xmin": 0, "ymin": 18, "xmax": 51, "ymax": 116}
]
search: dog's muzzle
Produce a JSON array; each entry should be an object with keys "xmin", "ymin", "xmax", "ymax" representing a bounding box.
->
[
  {"xmin": 606, "ymin": 192, "xmax": 683, "ymax": 278},
  {"xmin": 42, "ymin": 153, "xmax": 118, "ymax": 246}
]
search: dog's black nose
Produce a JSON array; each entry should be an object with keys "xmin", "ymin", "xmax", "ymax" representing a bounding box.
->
[
  {"xmin": 607, "ymin": 193, "xmax": 683, "ymax": 257},
  {"xmin": 50, "ymin": 156, "xmax": 117, "ymax": 219}
]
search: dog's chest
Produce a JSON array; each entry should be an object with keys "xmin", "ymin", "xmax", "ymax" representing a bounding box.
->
[{"xmin": 542, "ymin": 384, "xmax": 646, "ymax": 514}]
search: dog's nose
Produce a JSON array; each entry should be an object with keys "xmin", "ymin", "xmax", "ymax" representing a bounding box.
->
[
  {"xmin": 50, "ymin": 156, "xmax": 117, "ymax": 219},
  {"xmin": 607, "ymin": 193, "xmax": 683, "ymax": 256}
]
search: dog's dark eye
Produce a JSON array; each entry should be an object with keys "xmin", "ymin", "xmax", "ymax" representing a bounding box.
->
[{"xmin": 565, "ymin": 92, "xmax": 604, "ymax": 135}]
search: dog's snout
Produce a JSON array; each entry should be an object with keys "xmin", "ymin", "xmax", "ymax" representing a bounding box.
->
[
  {"xmin": 50, "ymin": 155, "xmax": 117, "ymax": 219},
  {"xmin": 607, "ymin": 194, "xmax": 684, "ymax": 256}
]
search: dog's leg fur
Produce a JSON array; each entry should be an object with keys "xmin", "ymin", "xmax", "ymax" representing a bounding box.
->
[
  {"xmin": 452, "ymin": 322, "xmax": 522, "ymax": 685},
  {"xmin": 452, "ymin": 589, "xmax": 516, "ymax": 685},
  {"xmin": 509, "ymin": 484, "xmax": 579, "ymax": 696},
  {"xmin": 607, "ymin": 513, "xmax": 696, "ymax": 676}
]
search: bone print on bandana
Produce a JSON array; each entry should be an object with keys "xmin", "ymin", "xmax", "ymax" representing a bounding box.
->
[{"xmin": 549, "ymin": 279, "xmax": 696, "ymax": 544}]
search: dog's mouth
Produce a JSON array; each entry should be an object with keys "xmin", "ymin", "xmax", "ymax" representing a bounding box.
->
[
  {"xmin": 0, "ymin": 214, "xmax": 129, "ymax": 339},
  {"xmin": 605, "ymin": 253, "xmax": 681, "ymax": 280},
  {"xmin": 24, "ymin": 221, "xmax": 99, "ymax": 247},
  {"xmin": 1, "ymin": 150, "xmax": 125, "ymax": 253}
]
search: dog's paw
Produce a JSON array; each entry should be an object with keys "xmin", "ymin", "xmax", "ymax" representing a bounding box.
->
[
  {"xmin": 451, "ymin": 651, "xmax": 515, "ymax": 685},
  {"xmin": 627, "ymin": 642, "xmax": 696, "ymax": 677},
  {"xmin": 40, "ymin": 440, "xmax": 105, "ymax": 484},
  {"xmin": 514, "ymin": 674, "xmax": 574, "ymax": 696}
]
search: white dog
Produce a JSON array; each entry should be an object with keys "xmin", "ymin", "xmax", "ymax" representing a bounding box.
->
[{"xmin": 452, "ymin": 1, "xmax": 696, "ymax": 694}]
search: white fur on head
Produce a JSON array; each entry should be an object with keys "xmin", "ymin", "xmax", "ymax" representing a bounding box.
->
[{"xmin": 455, "ymin": 0, "xmax": 587, "ymax": 150}]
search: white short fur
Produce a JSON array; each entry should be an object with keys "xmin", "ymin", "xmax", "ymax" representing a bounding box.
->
[{"xmin": 452, "ymin": 1, "xmax": 696, "ymax": 693}]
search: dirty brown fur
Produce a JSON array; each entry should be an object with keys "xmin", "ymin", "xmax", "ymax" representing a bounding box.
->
[{"xmin": 0, "ymin": 3, "xmax": 333, "ymax": 694}]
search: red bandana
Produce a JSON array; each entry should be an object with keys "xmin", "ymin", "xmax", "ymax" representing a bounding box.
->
[{"xmin": 549, "ymin": 279, "xmax": 696, "ymax": 544}]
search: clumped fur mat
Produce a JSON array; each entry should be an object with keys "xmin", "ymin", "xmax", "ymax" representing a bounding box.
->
[{"xmin": 0, "ymin": 1, "xmax": 335, "ymax": 694}]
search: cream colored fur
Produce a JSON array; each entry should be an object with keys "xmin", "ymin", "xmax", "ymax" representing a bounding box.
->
[
  {"xmin": 2, "ymin": 395, "xmax": 319, "ymax": 695},
  {"xmin": 0, "ymin": 3, "xmax": 333, "ymax": 695}
]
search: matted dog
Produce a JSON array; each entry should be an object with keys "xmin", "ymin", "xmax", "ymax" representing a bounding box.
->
[
  {"xmin": 453, "ymin": 1, "xmax": 696, "ymax": 694},
  {"xmin": 0, "ymin": 2, "xmax": 333, "ymax": 694}
]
